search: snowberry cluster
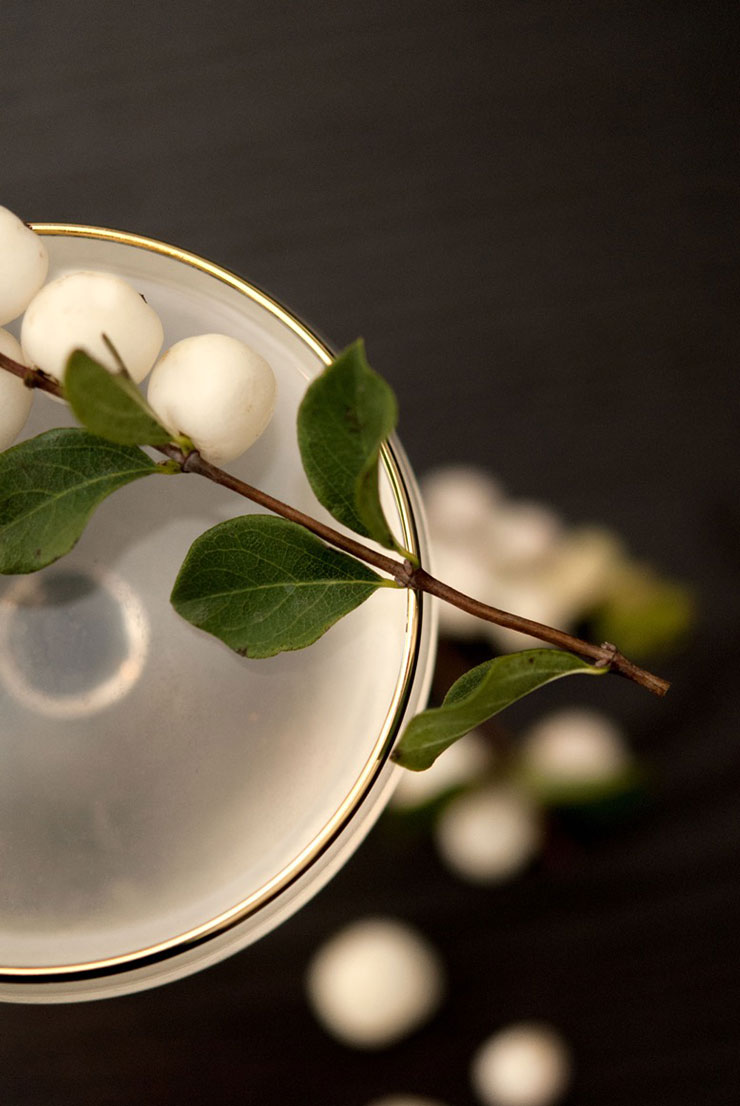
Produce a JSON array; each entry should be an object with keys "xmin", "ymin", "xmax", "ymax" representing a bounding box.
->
[
  {"xmin": 0, "ymin": 206, "xmax": 276, "ymax": 461},
  {"xmin": 421, "ymin": 466, "xmax": 624, "ymax": 649}
]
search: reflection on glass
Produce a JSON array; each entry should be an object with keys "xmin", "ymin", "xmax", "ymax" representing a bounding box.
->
[{"xmin": 0, "ymin": 566, "xmax": 149, "ymax": 718}]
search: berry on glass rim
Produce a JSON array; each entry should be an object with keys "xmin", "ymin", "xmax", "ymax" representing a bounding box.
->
[
  {"xmin": 0, "ymin": 206, "xmax": 49, "ymax": 326},
  {"xmin": 0, "ymin": 328, "xmax": 33, "ymax": 450},
  {"xmin": 147, "ymin": 333, "xmax": 276, "ymax": 464},
  {"xmin": 21, "ymin": 270, "xmax": 164, "ymax": 384}
]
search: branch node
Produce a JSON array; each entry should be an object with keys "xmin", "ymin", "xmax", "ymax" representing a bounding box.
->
[
  {"xmin": 181, "ymin": 448, "xmax": 203, "ymax": 474},
  {"xmin": 595, "ymin": 640, "xmax": 620, "ymax": 669},
  {"xmin": 393, "ymin": 559, "xmax": 416, "ymax": 587}
]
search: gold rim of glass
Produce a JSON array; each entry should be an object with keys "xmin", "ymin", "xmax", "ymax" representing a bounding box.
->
[{"xmin": 1, "ymin": 224, "xmax": 424, "ymax": 984}]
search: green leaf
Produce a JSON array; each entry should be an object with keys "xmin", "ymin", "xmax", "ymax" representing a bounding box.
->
[
  {"xmin": 64, "ymin": 349, "xmax": 175, "ymax": 446},
  {"xmin": 297, "ymin": 339, "xmax": 399, "ymax": 550},
  {"xmin": 170, "ymin": 514, "xmax": 389, "ymax": 658},
  {"xmin": 0, "ymin": 428, "xmax": 167, "ymax": 574},
  {"xmin": 393, "ymin": 650, "xmax": 608, "ymax": 771}
]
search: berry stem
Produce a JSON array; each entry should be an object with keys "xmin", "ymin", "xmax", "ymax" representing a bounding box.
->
[{"xmin": 0, "ymin": 351, "xmax": 670, "ymax": 697}]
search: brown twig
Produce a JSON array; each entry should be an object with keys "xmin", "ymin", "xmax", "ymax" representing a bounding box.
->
[
  {"xmin": 0, "ymin": 351, "xmax": 63, "ymax": 396},
  {"xmin": 168, "ymin": 446, "xmax": 406, "ymax": 581},
  {"xmin": 410, "ymin": 569, "xmax": 669, "ymax": 695}
]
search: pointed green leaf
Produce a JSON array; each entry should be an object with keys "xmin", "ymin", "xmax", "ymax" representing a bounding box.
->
[
  {"xmin": 171, "ymin": 514, "xmax": 389, "ymax": 658},
  {"xmin": 64, "ymin": 349, "xmax": 175, "ymax": 446},
  {"xmin": 393, "ymin": 650, "xmax": 608, "ymax": 771},
  {"xmin": 297, "ymin": 340, "xmax": 399, "ymax": 549},
  {"xmin": 0, "ymin": 428, "xmax": 168, "ymax": 574}
]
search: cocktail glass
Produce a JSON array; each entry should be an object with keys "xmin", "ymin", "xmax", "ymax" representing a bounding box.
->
[{"xmin": 0, "ymin": 226, "xmax": 436, "ymax": 1002}]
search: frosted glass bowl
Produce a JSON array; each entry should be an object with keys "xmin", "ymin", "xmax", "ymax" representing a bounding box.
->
[{"xmin": 0, "ymin": 226, "xmax": 436, "ymax": 1002}]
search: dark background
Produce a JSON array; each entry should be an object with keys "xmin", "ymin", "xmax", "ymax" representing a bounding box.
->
[{"xmin": 1, "ymin": 2, "xmax": 738, "ymax": 1103}]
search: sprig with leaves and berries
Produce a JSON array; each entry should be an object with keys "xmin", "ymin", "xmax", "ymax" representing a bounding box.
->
[{"xmin": 0, "ymin": 206, "xmax": 668, "ymax": 772}]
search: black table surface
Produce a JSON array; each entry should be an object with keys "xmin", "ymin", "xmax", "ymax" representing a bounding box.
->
[{"xmin": 1, "ymin": 3, "xmax": 738, "ymax": 1103}]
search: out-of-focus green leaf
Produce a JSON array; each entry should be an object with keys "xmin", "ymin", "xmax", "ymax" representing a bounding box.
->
[{"xmin": 593, "ymin": 566, "xmax": 694, "ymax": 660}]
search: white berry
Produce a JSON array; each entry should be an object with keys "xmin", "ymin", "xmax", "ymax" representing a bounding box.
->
[
  {"xmin": 421, "ymin": 465, "xmax": 503, "ymax": 542},
  {"xmin": 147, "ymin": 333, "xmax": 276, "ymax": 464},
  {"xmin": 0, "ymin": 207, "xmax": 49, "ymax": 326},
  {"xmin": 306, "ymin": 917, "xmax": 445, "ymax": 1048},
  {"xmin": 0, "ymin": 328, "xmax": 33, "ymax": 450},
  {"xmin": 391, "ymin": 729, "xmax": 491, "ymax": 811},
  {"xmin": 521, "ymin": 708, "xmax": 629, "ymax": 788},
  {"xmin": 540, "ymin": 526, "xmax": 623, "ymax": 615},
  {"xmin": 470, "ymin": 1023, "xmax": 571, "ymax": 1106},
  {"xmin": 484, "ymin": 502, "xmax": 562, "ymax": 572},
  {"xmin": 21, "ymin": 270, "xmax": 163, "ymax": 384},
  {"xmin": 435, "ymin": 785, "xmax": 541, "ymax": 883}
]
